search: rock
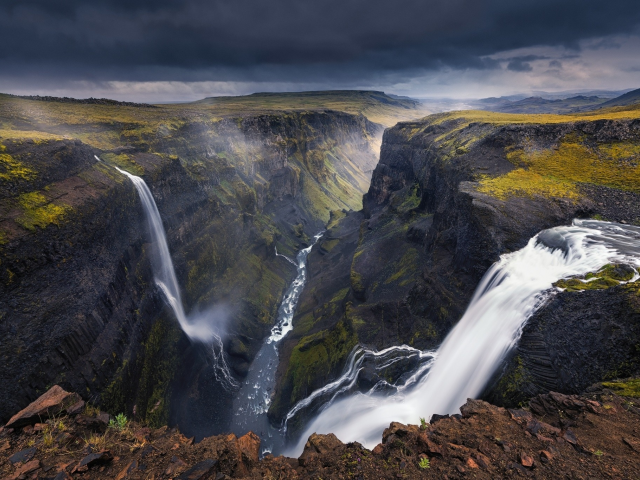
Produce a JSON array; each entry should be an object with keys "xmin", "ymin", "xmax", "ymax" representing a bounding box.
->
[
  {"xmin": 299, "ymin": 433, "xmax": 344, "ymax": 466},
  {"xmin": 53, "ymin": 472, "xmax": 72, "ymax": 480},
  {"xmin": 176, "ymin": 459, "xmax": 219, "ymax": 480},
  {"xmin": 508, "ymin": 409, "xmax": 533, "ymax": 425},
  {"xmin": 65, "ymin": 400, "xmax": 85, "ymax": 416},
  {"xmin": 418, "ymin": 434, "xmax": 444, "ymax": 457},
  {"xmin": 540, "ymin": 450, "xmax": 554, "ymax": 461},
  {"xmin": 10, "ymin": 459, "xmax": 40, "ymax": 479},
  {"xmin": 116, "ymin": 459, "xmax": 139, "ymax": 480},
  {"xmin": 466, "ymin": 457, "xmax": 479, "ymax": 469},
  {"xmin": 460, "ymin": 399, "xmax": 496, "ymax": 417},
  {"xmin": 5, "ymin": 386, "xmax": 81, "ymax": 429},
  {"xmin": 75, "ymin": 414, "xmax": 109, "ymax": 432},
  {"xmin": 9, "ymin": 446, "xmax": 36, "ymax": 464},
  {"xmin": 302, "ymin": 433, "xmax": 344, "ymax": 455},
  {"xmin": 474, "ymin": 453, "xmax": 490, "ymax": 469},
  {"xmin": 372, "ymin": 443, "xmax": 384, "ymax": 455},
  {"xmin": 519, "ymin": 451, "xmax": 534, "ymax": 468},
  {"xmin": 382, "ymin": 422, "xmax": 419, "ymax": 443},
  {"xmin": 429, "ymin": 413, "xmax": 450, "ymax": 424},
  {"xmin": 447, "ymin": 443, "xmax": 472, "ymax": 460},
  {"xmin": 237, "ymin": 431, "xmax": 260, "ymax": 464},
  {"xmin": 623, "ymin": 437, "xmax": 640, "ymax": 453},
  {"xmin": 72, "ymin": 450, "xmax": 113, "ymax": 473},
  {"xmin": 562, "ymin": 429, "xmax": 577, "ymax": 445}
]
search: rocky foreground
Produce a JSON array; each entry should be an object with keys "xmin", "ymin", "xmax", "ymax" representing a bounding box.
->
[{"xmin": 1, "ymin": 385, "xmax": 640, "ymax": 479}]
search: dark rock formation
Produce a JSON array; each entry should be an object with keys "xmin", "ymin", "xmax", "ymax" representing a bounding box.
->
[{"xmin": 271, "ymin": 112, "xmax": 640, "ymax": 422}]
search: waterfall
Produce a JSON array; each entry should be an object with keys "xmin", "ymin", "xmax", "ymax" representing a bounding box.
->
[
  {"xmin": 284, "ymin": 219, "xmax": 640, "ymax": 454},
  {"xmin": 116, "ymin": 167, "xmax": 236, "ymax": 387}
]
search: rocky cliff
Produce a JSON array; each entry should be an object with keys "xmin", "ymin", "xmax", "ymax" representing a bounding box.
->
[
  {"xmin": 270, "ymin": 107, "xmax": 640, "ymax": 424},
  {"xmin": 3, "ymin": 383, "xmax": 640, "ymax": 479},
  {"xmin": 0, "ymin": 92, "xmax": 425, "ymax": 437}
]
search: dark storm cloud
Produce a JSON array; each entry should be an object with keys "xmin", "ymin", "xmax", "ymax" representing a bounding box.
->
[{"xmin": 1, "ymin": 0, "xmax": 640, "ymax": 83}]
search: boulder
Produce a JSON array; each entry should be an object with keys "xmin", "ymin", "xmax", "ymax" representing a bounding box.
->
[
  {"xmin": 176, "ymin": 459, "xmax": 219, "ymax": 480},
  {"xmin": 72, "ymin": 450, "xmax": 113, "ymax": 473},
  {"xmin": 298, "ymin": 433, "xmax": 344, "ymax": 466},
  {"xmin": 5, "ymin": 386, "xmax": 81, "ymax": 429},
  {"xmin": 237, "ymin": 432, "xmax": 260, "ymax": 464}
]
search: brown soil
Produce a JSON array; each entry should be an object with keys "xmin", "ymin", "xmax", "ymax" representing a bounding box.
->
[{"xmin": 1, "ymin": 387, "xmax": 640, "ymax": 479}]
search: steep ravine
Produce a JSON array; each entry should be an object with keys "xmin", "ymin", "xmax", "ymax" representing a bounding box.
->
[
  {"xmin": 0, "ymin": 104, "xmax": 384, "ymax": 438},
  {"xmin": 270, "ymin": 112, "xmax": 640, "ymax": 427}
]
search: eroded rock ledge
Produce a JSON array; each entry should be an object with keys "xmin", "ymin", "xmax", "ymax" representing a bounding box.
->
[{"xmin": 2, "ymin": 385, "xmax": 639, "ymax": 479}]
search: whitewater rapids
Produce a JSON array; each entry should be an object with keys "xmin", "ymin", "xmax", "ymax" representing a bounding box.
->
[{"xmin": 285, "ymin": 219, "xmax": 640, "ymax": 454}]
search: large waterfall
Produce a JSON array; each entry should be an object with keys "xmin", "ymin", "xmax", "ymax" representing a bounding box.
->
[
  {"xmin": 284, "ymin": 219, "xmax": 640, "ymax": 454},
  {"xmin": 116, "ymin": 167, "xmax": 236, "ymax": 386}
]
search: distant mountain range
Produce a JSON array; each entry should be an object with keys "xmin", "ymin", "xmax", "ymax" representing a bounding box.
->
[{"xmin": 417, "ymin": 88, "xmax": 640, "ymax": 115}]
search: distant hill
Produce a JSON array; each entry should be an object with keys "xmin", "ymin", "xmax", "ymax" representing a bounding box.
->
[
  {"xmin": 195, "ymin": 90, "xmax": 430, "ymax": 126},
  {"xmin": 596, "ymin": 88, "xmax": 640, "ymax": 109},
  {"xmin": 474, "ymin": 95, "xmax": 608, "ymax": 114}
]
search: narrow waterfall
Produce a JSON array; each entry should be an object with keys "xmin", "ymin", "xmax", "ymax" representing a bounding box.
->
[
  {"xmin": 284, "ymin": 219, "xmax": 640, "ymax": 454},
  {"xmin": 117, "ymin": 167, "xmax": 236, "ymax": 386},
  {"xmin": 230, "ymin": 233, "xmax": 323, "ymax": 455}
]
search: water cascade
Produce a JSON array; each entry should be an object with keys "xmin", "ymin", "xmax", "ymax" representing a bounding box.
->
[
  {"xmin": 230, "ymin": 233, "xmax": 323, "ymax": 455},
  {"xmin": 116, "ymin": 167, "xmax": 236, "ymax": 386},
  {"xmin": 285, "ymin": 220, "xmax": 640, "ymax": 454}
]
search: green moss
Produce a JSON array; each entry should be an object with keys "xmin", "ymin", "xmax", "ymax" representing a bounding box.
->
[
  {"xmin": 0, "ymin": 231, "xmax": 7, "ymax": 245},
  {"xmin": 102, "ymin": 153, "xmax": 144, "ymax": 175},
  {"xmin": 477, "ymin": 169, "xmax": 579, "ymax": 200},
  {"xmin": 287, "ymin": 321, "xmax": 357, "ymax": 402},
  {"xmin": 16, "ymin": 191, "xmax": 71, "ymax": 231},
  {"xmin": 493, "ymin": 356, "xmax": 531, "ymax": 407},
  {"xmin": 385, "ymin": 248, "xmax": 419, "ymax": 284},
  {"xmin": 602, "ymin": 378, "xmax": 640, "ymax": 397},
  {"xmin": 0, "ymin": 152, "xmax": 37, "ymax": 181},
  {"xmin": 554, "ymin": 264, "xmax": 636, "ymax": 292},
  {"xmin": 136, "ymin": 317, "xmax": 181, "ymax": 427},
  {"xmin": 397, "ymin": 183, "xmax": 421, "ymax": 213},
  {"xmin": 479, "ymin": 135, "xmax": 640, "ymax": 200}
]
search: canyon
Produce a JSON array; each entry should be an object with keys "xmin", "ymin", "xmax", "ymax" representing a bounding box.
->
[{"xmin": 2, "ymin": 91, "xmax": 640, "ymax": 478}]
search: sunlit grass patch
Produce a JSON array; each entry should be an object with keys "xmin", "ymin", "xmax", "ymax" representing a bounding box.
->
[
  {"xmin": 16, "ymin": 191, "xmax": 71, "ymax": 231},
  {"xmin": 477, "ymin": 169, "xmax": 580, "ymax": 200}
]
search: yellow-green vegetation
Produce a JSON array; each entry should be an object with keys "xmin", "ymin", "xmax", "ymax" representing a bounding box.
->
[
  {"xmin": 0, "ymin": 152, "xmax": 37, "ymax": 181},
  {"xmin": 102, "ymin": 152, "xmax": 144, "ymax": 175},
  {"xmin": 287, "ymin": 321, "xmax": 357, "ymax": 401},
  {"xmin": 477, "ymin": 132, "xmax": 640, "ymax": 199},
  {"xmin": 492, "ymin": 356, "xmax": 531, "ymax": 407},
  {"xmin": 601, "ymin": 378, "xmax": 640, "ymax": 397},
  {"xmin": 195, "ymin": 91, "xmax": 430, "ymax": 127},
  {"xmin": 16, "ymin": 191, "xmax": 71, "ymax": 231},
  {"xmin": 554, "ymin": 264, "xmax": 636, "ymax": 292},
  {"xmin": 396, "ymin": 183, "xmax": 421, "ymax": 212},
  {"xmin": 385, "ymin": 248, "xmax": 420, "ymax": 284},
  {"xmin": 426, "ymin": 103, "xmax": 640, "ymax": 129},
  {"xmin": 477, "ymin": 169, "xmax": 580, "ymax": 200},
  {"xmin": 0, "ymin": 231, "xmax": 7, "ymax": 245}
]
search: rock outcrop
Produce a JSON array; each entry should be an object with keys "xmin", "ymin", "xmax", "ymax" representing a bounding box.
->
[
  {"xmin": 2, "ymin": 385, "xmax": 640, "ymax": 479},
  {"xmin": 271, "ymin": 110, "xmax": 640, "ymax": 422},
  {"xmin": 0, "ymin": 94, "xmax": 388, "ymax": 439}
]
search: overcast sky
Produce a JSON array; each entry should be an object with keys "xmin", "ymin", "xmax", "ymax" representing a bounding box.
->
[{"xmin": 1, "ymin": 0, "xmax": 640, "ymax": 102}]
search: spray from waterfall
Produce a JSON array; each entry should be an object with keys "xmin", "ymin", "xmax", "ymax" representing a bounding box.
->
[
  {"xmin": 115, "ymin": 166, "xmax": 237, "ymax": 388},
  {"xmin": 284, "ymin": 220, "xmax": 640, "ymax": 454}
]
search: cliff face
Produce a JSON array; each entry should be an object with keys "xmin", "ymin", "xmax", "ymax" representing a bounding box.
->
[
  {"xmin": 0, "ymin": 96, "xmax": 385, "ymax": 436},
  {"xmin": 270, "ymin": 111, "xmax": 640, "ymax": 423}
]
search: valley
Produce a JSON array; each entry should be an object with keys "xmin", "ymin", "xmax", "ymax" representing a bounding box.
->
[{"xmin": 2, "ymin": 89, "xmax": 640, "ymax": 478}]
